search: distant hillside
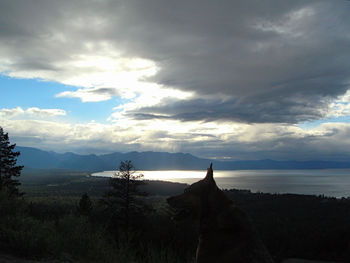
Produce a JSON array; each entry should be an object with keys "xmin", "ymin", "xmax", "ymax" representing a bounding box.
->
[
  {"xmin": 15, "ymin": 146, "xmax": 350, "ymax": 172},
  {"xmin": 16, "ymin": 146, "xmax": 208, "ymax": 171}
]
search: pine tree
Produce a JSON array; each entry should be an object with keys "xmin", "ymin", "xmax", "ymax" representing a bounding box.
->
[
  {"xmin": 0, "ymin": 127, "xmax": 23, "ymax": 197},
  {"xmin": 78, "ymin": 193, "xmax": 93, "ymax": 216},
  {"xmin": 102, "ymin": 160, "xmax": 147, "ymax": 235}
]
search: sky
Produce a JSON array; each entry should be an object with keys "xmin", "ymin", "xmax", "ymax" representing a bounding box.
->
[{"xmin": 1, "ymin": 0, "xmax": 350, "ymax": 161}]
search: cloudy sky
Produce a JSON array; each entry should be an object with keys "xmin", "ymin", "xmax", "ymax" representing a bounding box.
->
[{"xmin": 1, "ymin": 0, "xmax": 350, "ymax": 161}]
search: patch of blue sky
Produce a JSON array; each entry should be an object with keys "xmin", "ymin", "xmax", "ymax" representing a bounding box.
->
[
  {"xmin": 0, "ymin": 75, "xmax": 124, "ymax": 123},
  {"xmin": 298, "ymin": 115, "xmax": 350, "ymax": 129}
]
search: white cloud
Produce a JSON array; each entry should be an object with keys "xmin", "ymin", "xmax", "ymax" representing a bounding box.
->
[
  {"xmin": 0, "ymin": 107, "xmax": 24, "ymax": 118},
  {"xmin": 0, "ymin": 107, "xmax": 66, "ymax": 118},
  {"xmin": 56, "ymin": 87, "xmax": 118, "ymax": 102},
  {"xmin": 3, "ymin": 113, "xmax": 350, "ymax": 161},
  {"xmin": 2, "ymin": 38, "xmax": 191, "ymax": 106},
  {"xmin": 108, "ymin": 85, "xmax": 193, "ymax": 121},
  {"xmin": 4, "ymin": 45, "xmax": 162, "ymax": 103},
  {"xmin": 328, "ymin": 90, "xmax": 350, "ymax": 118},
  {"xmin": 26, "ymin": 107, "xmax": 66, "ymax": 117}
]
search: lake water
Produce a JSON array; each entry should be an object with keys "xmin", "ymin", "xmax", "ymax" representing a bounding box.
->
[{"xmin": 92, "ymin": 169, "xmax": 350, "ymax": 198}]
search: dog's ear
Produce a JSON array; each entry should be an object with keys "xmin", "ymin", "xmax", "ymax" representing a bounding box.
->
[{"xmin": 205, "ymin": 163, "xmax": 214, "ymax": 181}]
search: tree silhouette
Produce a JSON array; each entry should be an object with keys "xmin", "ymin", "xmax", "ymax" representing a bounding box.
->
[
  {"xmin": 78, "ymin": 193, "xmax": 93, "ymax": 216},
  {"xmin": 102, "ymin": 160, "xmax": 147, "ymax": 237},
  {"xmin": 0, "ymin": 127, "xmax": 23, "ymax": 197}
]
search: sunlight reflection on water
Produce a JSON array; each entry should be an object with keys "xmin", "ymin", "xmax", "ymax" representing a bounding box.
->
[{"xmin": 92, "ymin": 169, "xmax": 350, "ymax": 198}]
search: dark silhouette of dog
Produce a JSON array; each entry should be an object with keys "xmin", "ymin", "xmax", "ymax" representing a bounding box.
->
[{"xmin": 167, "ymin": 164, "xmax": 274, "ymax": 263}]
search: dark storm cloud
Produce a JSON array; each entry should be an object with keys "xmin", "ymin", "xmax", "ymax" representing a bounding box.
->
[
  {"xmin": 88, "ymin": 88, "xmax": 120, "ymax": 96},
  {"xmin": 127, "ymin": 94, "xmax": 328, "ymax": 123},
  {"xmin": 1, "ymin": 0, "xmax": 350, "ymax": 123},
  {"xmin": 115, "ymin": 0, "xmax": 350, "ymax": 123}
]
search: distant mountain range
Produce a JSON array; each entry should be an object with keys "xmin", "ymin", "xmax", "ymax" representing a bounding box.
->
[{"xmin": 15, "ymin": 146, "xmax": 350, "ymax": 172}]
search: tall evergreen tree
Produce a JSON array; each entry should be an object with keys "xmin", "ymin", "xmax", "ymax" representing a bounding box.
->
[
  {"xmin": 78, "ymin": 192, "xmax": 93, "ymax": 216},
  {"xmin": 102, "ymin": 160, "xmax": 147, "ymax": 235},
  {"xmin": 0, "ymin": 127, "xmax": 23, "ymax": 197}
]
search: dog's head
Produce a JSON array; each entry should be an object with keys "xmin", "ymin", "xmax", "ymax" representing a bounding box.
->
[{"xmin": 167, "ymin": 163, "xmax": 217, "ymax": 220}]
